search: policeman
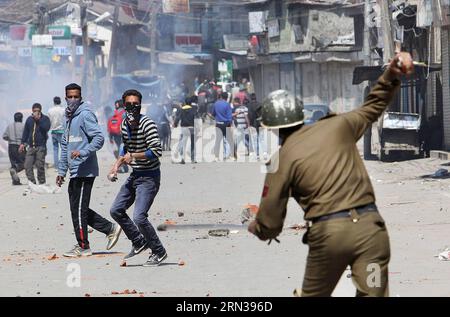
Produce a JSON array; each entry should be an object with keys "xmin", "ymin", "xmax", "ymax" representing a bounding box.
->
[{"xmin": 248, "ymin": 52, "xmax": 414, "ymax": 297}]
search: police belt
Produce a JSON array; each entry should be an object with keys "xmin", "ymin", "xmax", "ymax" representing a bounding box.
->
[{"xmin": 311, "ymin": 203, "xmax": 378, "ymax": 224}]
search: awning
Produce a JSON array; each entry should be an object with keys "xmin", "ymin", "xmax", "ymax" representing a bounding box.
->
[
  {"xmin": 353, "ymin": 63, "xmax": 442, "ymax": 85},
  {"xmin": 158, "ymin": 52, "xmax": 203, "ymax": 66},
  {"xmin": 294, "ymin": 51, "xmax": 363, "ymax": 63},
  {"xmin": 219, "ymin": 49, "xmax": 248, "ymax": 56}
]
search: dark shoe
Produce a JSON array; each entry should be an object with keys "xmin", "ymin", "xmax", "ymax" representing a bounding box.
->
[
  {"xmin": 123, "ymin": 240, "xmax": 149, "ymax": 260},
  {"xmin": 180, "ymin": 159, "xmax": 185, "ymax": 164},
  {"xmin": 106, "ymin": 224, "xmax": 122, "ymax": 250},
  {"xmin": 12, "ymin": 180, "xmax": 22, "ymax": 186},
  {"xmin": 142, "ymin": 251, "xmax": 167, "ymax": 267}
]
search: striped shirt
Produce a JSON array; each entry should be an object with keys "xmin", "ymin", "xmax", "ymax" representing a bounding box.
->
[
  {"xmin": 121, "ymin": 115, "xmax": 162, "ymax": 171},
  {"xmin": 234, "ymin": 105, "xmax": 249, "ymax": 129}
]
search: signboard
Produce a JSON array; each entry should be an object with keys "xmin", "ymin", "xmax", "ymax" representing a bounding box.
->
[
  {"xmin": 163, "ymin": 0, "xmax": 190, "ymax": 13},
  {"xmin": 433, "ymin": 0, "xmax": 450, "ymax": 26},
  {"xmin": 223, "ymin": 34, "xmax": 248, "ymax": 50},
  {"xmin": 18, "ymin": 47, "xmax": 32, "ymax": 57},
  {"xmin": 267, "ymin": 19, "xmax": 280, "ymax": 38},
  {"xmin": 218, "ymin": 59, "xmax": 232, "ymax": 82},
  {"xmin": 249, "ymin": 11, "xmax": 268, "ymax": 34},
  {"xmin": 32, "ymin": 47, "xmax": 53, "ymax": 65},
  {"xmin": 48, "ymin": 26, "xmax": 71, "ymax": 39},
  {"xmin": 174, "ymin": 34, "xmax": 202, "ymax": 53},
  {"xmin": 32, "ymin": 34, "xmax": 53, "ymax": 47},
  {"xmin": 9, "ymin": 25, "xmax": 28, "ymax": 41},
  {"xmin": 53, "ymin": 47, "xmax": 72, "ymax": 56},
  {"xmin": 416, "ymin": 0, "xmax": 433, "ymax": 27}
]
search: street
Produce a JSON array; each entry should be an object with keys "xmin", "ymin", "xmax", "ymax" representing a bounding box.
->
[{"xmin": 0, "ymin": 144, "xmax": 449, "ymax": 297}]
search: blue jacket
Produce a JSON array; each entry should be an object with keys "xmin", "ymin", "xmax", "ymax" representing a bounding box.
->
[
  {"xmin": 22, "ymin": 115, "xmax": 51, "ymax": 148},
  {"xmin": 211, "ymin": 100, "xmax": 232, "ymax": 124},
  {"xmin": 58, "ymin": 103, "xmax": 104, "ymax": 178}
]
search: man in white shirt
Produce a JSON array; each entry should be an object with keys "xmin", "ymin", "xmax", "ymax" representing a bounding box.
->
[{"xmin": 48, "ymin": 96, "xmax": 66, "ymax": 169}]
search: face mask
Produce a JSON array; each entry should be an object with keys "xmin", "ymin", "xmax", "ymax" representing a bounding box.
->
[
  {"xmin": 65, "ymin": 98, "xmax": 82, "ymax": 118},
  {"xmin": 125, "ymin": 104, "xmax": 141, "ymax": 124}
]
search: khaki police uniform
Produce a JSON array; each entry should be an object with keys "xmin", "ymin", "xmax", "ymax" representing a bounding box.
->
[{"xmin": 254, "ymin": 70, "xmax": 400, "ymax": 297}]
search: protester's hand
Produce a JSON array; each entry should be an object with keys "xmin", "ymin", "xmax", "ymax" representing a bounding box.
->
[
  {"xmin": 19, "ymin": 144, "xmax": 25, "ymax": 153},
  {"xmin": 123, "ymin": 152, "xmax": 133, "ymax": 164},
  {"xmin": 389, "ymin": 52, "xmax": 414, "ymax": 77},
  {"xmin": 248, "ymin": 220, "xmax": 258, "ymax": 236},
  {"xmin": 56, "ymin": 175, "xmax": 65, "ymax": 187},
  {"xmin": 71, "ymin": 150, "xmax": 81, "ymax": 159}
]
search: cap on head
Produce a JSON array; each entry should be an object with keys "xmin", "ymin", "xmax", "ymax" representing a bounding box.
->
[{"xmin": 261, "ymin": 90, "xmax": 304, "ymax": 129}]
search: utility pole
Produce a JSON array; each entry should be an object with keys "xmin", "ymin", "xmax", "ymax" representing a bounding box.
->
[
  {"xmin": 80, "ymin": 0, "xmax": 89, "ymax": 93},
  {"xmin": 35, "ymin": 1, "xmax": 49, "ymax": 35},
  {"xmin": 380, "ymin": 0, "xmax": 395, "ymax": 64},
  {"xmin": 363, "ymin": 0, "xmax": 374, "ymax": 160},
  {"xmin": 149, "ymin": 0, "xmax": 161, "ymax": 74},
  {"xmin": 106, "ymin": 1, "xmax": 120, "ymax": 97}
]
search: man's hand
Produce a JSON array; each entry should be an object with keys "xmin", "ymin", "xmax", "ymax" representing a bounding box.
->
[
  {"xmin": 389, "ymin": 52, "xmax": 414, "ymax": 77},
  {"xmin": 123, "ymin": 152, "xmax": 133, "ymax": 164},
  {"xmin": 108, "ymin": 165, "xmax": 118, "ymax": 182},
  {"xmin": 71, "ymin": 150, "xmax": 81, "ymax": 159},
  {"xmin": 19, "ymin": 144, "xmax": 25, "ymax": 153},
  {"xmin": 56, "ymin": 175, "xmax": 65, "ymax": 187},
  {"xmin": 248, "ymin": 220, "xmax": 258, "ymax": 235}
]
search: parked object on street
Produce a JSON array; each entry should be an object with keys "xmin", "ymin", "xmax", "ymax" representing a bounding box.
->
[{"xmin": 376, "ymin": 112, "xmax": 422, "ymax": 161}]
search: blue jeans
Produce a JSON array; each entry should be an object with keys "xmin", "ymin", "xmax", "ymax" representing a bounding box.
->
[
  {"xmin": 110, "ymin": 171, "xmax": 165, "ymax": 255},
  {"xmin": 52, "ymin": 132, "xmax": 63, "ymax": 168}
]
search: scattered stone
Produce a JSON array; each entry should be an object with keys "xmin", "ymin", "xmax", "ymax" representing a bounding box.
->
[
  {"xmin": 48, "ymin": 254, "xmax": 58, "ymax": 261},
  {"xmin": 177, "ymin": 212, "xmax": 184, "ymax": 217},
  {"xmin": 120, "ymin": 261, "xmax": 127, "ymax": 267},
  {"xmin": 208, "ymin": 229, "xmax": 229, "ymax": 237},
  {"xmin": 206, "ymin": 208, "xmax": 222, "ymax": 213},
  {"xmin": 85, "ymin": 293, "xmax": 91, "ymax": 297},
  {"xmin": 178, "ymin": 260, "xmax": 186, "ymax": 266}
]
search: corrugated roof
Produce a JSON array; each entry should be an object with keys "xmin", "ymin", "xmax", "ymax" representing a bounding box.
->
[{"xmin": 0, "ymin": 0, "xmax": 67, "ymax": 24}]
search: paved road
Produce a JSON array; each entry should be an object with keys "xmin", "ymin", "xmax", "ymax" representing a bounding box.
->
[{"xmin": 0, "ymin": 146, "xmax": 449, "ymax": 297}]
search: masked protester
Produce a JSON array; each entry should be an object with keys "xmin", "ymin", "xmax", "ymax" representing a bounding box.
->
[
  {"xmin": 19, "ymin": 103, "xmax": 51, "ymax": 185},
  {"xmin": 109, "ymin": 89, "xmax": 168, "ymax": 266},
  {"xmin": 248, "ymin": 52, "xmax": 414, "ymax": 297},
  {"xmin": 57, "ymin": 83, "xmax": 122, "ymax": 257}
]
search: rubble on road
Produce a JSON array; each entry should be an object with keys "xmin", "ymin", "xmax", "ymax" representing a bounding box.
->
[
  {"xmin": 205, "ymin": 208, "xmax": 222, "ymax": 213},
  {"xmin": 421, "ymin": 168, "xmax": 450, "ymax": 179},
  {"xmin": 437, "ymin": 249, "xmax": 450, "ymax": 261},
  {"xmin": 208, "ymin": 229, "xmax": 229, "ymax": 237},
  {"xmin": 241, "ymin": 204, "xmax": 259, "ymax": 224}
]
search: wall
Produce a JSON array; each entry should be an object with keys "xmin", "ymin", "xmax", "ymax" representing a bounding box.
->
[{"xmin": 442, "ymin": 27, "xmax": 450, "ymax": 149}]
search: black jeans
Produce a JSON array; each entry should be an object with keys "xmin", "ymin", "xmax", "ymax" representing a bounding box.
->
[
  {"xmin": 8, "ymin": 144, "xmax": 25, "ymax": 171},
  {"xmin": 214, "ymin": 123, "xmax": 233, "ymax": 159},
  {"xmin": 110, "ymin": 172, "xmax": 165, "ymax": 256},
  {"xmin": 68, "ymin": 177, "xmax": 113, "ymax": 249}
]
